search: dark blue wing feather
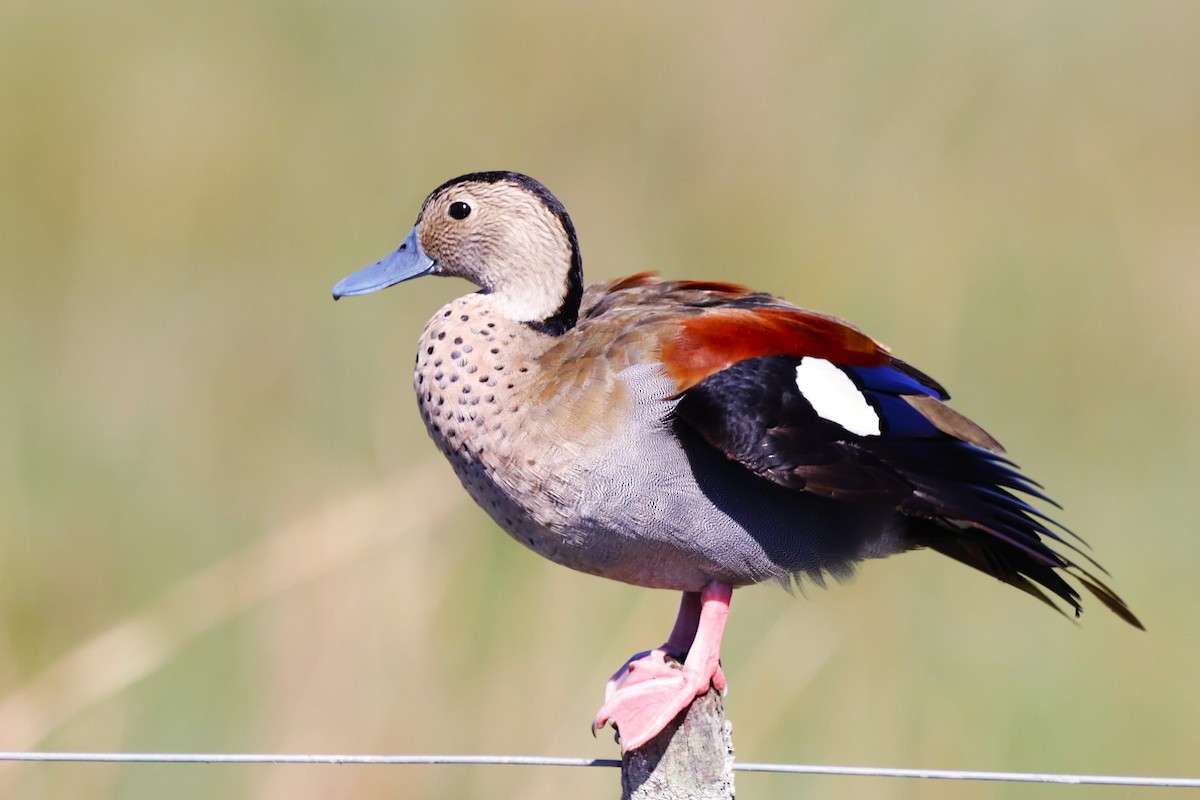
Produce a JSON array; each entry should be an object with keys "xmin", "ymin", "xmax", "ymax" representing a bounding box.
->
[{"xmin": 847, "ymin": 361, "xmax": 947, "ymax": 400}]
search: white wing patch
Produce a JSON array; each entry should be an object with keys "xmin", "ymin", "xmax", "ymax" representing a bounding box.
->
[{"xmin": 794, "ymin": 357, "xmax": 881, "ymax": 436}]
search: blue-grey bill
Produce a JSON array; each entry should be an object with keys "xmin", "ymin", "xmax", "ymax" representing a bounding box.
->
[{"xmin": 332, "ymin": 227, "xmax": 434, "ymax": 299}]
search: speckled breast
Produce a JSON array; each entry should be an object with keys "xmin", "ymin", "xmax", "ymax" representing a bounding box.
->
[{"xmin": 411, "ymin": 295, "xmax": 576, "ymax": 558}]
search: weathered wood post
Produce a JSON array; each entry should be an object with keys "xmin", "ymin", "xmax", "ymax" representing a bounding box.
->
[{"xmin": 619, "ymin": 689, "xmax": 735, "ymax": 800}]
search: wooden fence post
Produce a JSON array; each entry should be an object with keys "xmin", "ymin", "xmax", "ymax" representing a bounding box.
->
[{"xmin": 619, "ymin": 689, "xmax": 735, "ymax": 800}]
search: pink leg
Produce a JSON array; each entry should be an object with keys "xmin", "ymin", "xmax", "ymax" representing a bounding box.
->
[{"xmin": 593, "ymin": 581, "xmax": 733, "ymax": 751}]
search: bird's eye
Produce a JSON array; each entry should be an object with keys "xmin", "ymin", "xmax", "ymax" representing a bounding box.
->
[{"xmin": 448, "ymin": 201, "xmax": 472, "ymax": 220}]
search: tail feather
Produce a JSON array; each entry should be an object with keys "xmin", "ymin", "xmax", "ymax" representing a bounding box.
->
[
  {"xmin": 913, "ymin": 521, "xmax": 1144, "ymax": 630},
  {"xmin": 1076, "ymin": 572, "xmax": 1145, "ymax": 630}
]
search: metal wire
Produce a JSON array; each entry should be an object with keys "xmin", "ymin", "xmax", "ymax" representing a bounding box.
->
[
  {"xmin": 733, "ymin": 762, "xmax": 1200, "ymax": 787},
  {"xmin": 0, "ymin": 753, "xmax": 617, "ymax": 768},
  {"xmin": 0, "ymin": 752, "xmax": 1197, "ymax": 787}
]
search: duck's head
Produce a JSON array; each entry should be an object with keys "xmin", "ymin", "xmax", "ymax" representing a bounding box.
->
[{"xmin": 333, "ymin": 171, "xmax": 583, "ymax": 335}]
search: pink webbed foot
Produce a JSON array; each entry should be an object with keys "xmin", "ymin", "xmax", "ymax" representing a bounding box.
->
[
  {"xmin": 592, "ymin": 650, "xmax": 722, "ymax": 751},
  {"xmin": 592, "ymin": 582, "xmax": 732, "ymax": 752}
]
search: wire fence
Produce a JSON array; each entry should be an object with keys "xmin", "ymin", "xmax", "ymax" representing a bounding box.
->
[{"xmin": 1, "ymin": 752, "xmax": 1197, "ymax": 788}]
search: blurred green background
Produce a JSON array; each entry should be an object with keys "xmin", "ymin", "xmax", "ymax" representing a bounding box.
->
[{"xmin": 2, "ymin": 1, "xmax": 1197, "ymax": 798}]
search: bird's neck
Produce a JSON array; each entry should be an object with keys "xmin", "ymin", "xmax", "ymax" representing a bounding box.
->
[{"xmin": 486, "ymin": 241, "xmax": 584, "ymax": 337}]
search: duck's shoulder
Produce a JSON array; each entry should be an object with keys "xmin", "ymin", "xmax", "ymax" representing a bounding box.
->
[
  {"xmin": 572, "ymin": 273, "xmax": 897, "ymax": 388},
  {"xmin": 579, "ymin": 272, "xmax": 775, "ymax": 319},
  {"xmin": 521, "ymin": 276, "xmax": 711, "ymax": 435}
]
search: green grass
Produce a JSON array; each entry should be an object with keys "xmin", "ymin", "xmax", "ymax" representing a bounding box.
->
[{"xmin": 2, "ymin": 1, "xmax": 1197, "ymax": 797}]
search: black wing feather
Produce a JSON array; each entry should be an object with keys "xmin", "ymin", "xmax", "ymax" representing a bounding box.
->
[{"xmin": 676, "ymin": 354, "xmax": 1143, "ymax": 629}]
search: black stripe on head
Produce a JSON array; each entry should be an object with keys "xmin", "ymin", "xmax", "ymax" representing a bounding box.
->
[{"xmin": 431, "ymin": 171, "xmax": 584, "ymax": 337}]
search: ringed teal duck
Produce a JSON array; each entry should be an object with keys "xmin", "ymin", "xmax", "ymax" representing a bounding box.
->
[{"xmin": 333, "ymin": 171, "xmax": 1142, "ymax": 752}]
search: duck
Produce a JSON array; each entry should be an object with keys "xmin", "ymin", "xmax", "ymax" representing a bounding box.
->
[{"xmin": 332, "ymin": 170, "xmax": 1142, "ymax": 752}]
